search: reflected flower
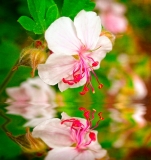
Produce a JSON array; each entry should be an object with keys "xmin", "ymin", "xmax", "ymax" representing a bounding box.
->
[
  {"xmin": 107, "ymin": 53, "xmax": 147, "ymax": 100},
  {"xmin": 132, "ymin": 103, "xmax": 146, "ymax": 127},
  {"xmin": 95, "ymin": 0, "xmax": 128, "ymax": 34},
  {"xmin": 109, "ymin": 103, "xmax": 146, "ymax": 148},
  {"xmin": 132, "ymin": 75, "xmax": 147, "ymax": 100},
  {"xmin": 5, "ymin": 77, "xmax": 57, "ymax": 127},
  {"xmin": 108, "ymin": 72, "xmax": 147, "ymax": 100},
  {"xmin": 38, "ymin": 10, "xmax": 113, "ymax": 95},
  {"xmin": 6, "ymin": 77, "xmax": 56, "ymax": 103},
  {"xmin": 32, "ymin": 108, "xmax": 107, "ymax": 160}
]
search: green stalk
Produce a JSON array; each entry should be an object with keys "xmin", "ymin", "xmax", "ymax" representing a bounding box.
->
[{"xmin": 0, "ymin": 61, "xmax": 18, "ymax": 96}]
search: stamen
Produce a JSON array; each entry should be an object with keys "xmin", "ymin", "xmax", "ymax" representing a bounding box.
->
[
  {"xmin": 92, "ymin": 61, "xmax": 99, "ymax": 67},
  {"xmin": 84, "ymin": 132, "xmax": 96, "ymax": 146},
  {"xmin": 90, "ymin": 109, "xmax": 96, "ymax": 121},
  {"xmin": 90, "ymin": 68, "xmax": 103, "ymax": 90},
  {"xmin": 79, "ymin": 107, "xmax": 90, "ymax": 119},
  {"xmin": 98, "ymin": 84, "xmax": 103, "ymax": 89},
  {"xmin": 73, "ymin": 74, "xmax": 81, "ymax": 83},
  {"xmin": 72, "ymin": 120, "xmax": 82, "ymax": 127},
  {"xmin": 80, "ymin": 91, "xmax": 86, "ymax": 95},
  {"xmin": 98, "ymin": 112, "xmax": 104, "ymax": 120},
  {"xmin": 89, "ymin": 132, "xmax": 96, "ymax": 141},
  {"xmin": 62, "ymin": 78, "xmax": 74, "ymax": 85},
  {"xmin": 61, "ymin": 118, "xmax": 78, "ymax": 124}
]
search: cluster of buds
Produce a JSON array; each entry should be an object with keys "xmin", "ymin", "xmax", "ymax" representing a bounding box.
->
[{"xmin": 13, "ymin": 40, "xmax": 50, "ymax": 77}]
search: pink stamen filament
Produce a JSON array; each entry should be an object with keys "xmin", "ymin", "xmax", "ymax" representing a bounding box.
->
[
  {"xmin": 84, "ymin": 139, "xmax": 93, "ymax": 146},
  {"xmin": 91, "ymin": 112, "xmax": 104, "ymax": 130},
  {"xmin": 89, "ymin": 66, "xmax": 103, "ymax": 89},
  {"xmin": 87, "ymin": 56, "xmax": 99, "ymax": 67},
  {"xmin": 90, "ymin": 109, "xmax": 96, "ymax": 121},
  {"xmin": 83, "ymin": 132, "xmax": 96, "ymax": 147},
  {"xmin": 62, "ymin": 50, "xmax": 103, "ymax": 95}
]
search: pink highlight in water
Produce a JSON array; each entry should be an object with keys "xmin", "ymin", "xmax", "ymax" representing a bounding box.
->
[{"xmin": 61, "ymin": 107, "xmax": 104, "ymax": 149}]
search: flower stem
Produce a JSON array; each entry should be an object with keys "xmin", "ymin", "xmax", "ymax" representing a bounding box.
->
[
  {"xmin": 0, "ymin": 60, "xmax": 18, "ymax": 96},
  {"xmin": 0, "ymin": 109, "xmax": 11, "ymax": 132}
]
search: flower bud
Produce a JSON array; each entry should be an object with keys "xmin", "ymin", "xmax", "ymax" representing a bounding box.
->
[
  {"xmin": 6, "ymin": 128, "xmax": 48, "ymax": 155},
  {"xmin": 13, "ymin": 40, "xmax": 49, "ymax": 77},
  {"xmin": 100, "ymin": 30, "xmax": 115, "ymax": 44}
]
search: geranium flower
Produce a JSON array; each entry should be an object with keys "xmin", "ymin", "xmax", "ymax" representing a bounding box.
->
[
  {"xmin": 38, "ymin": 10, "xmax": 113, "ymax": 95},
  {"xmin": 6, "ymin": 77, "xmax": 57, "ymax": 127},
  {"xmin": 32, "ymin": 107, "xmax": 107, "ymax": 160},
  {"xmin": 95, "ymin": 0, "xmax": 128, "ymax": 34}
]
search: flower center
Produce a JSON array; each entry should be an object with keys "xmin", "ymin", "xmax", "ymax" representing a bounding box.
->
[
  {"xmin": 62, "ymin": 48, "xmax": 103, "ymax": 95},
  {"xmin": 61, "ymin": 107, "xmax": 104, "ymax": 149}
]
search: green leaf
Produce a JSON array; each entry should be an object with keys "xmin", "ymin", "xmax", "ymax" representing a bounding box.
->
[
  {"xmin": 18, "ymin": 0, "xmax": 59, "ymax": 34},
  {"xmin": 18, "ymin": 16, "xmax": 35, "ymax": 31},
  {"xmin": 46, "ymin": 0, "xmax": 56, "ymax": 9},
  {"xmin": 45, "ymin": 4, "xmax": 59, "ymax": 28},
  {"xmin": 27, "ymin": 0, "xmax": 40, "ymax": 22},
  {"xmin": 62, "ymin": 0, "xmax": 95, "ymax": 19},
  {"xmin": 33, "ymin": 20, "xmax": 46, "ymax": 34},
  {"xmin": 27, "ymin": 0, "xmax": 46, "ymax": 33}
]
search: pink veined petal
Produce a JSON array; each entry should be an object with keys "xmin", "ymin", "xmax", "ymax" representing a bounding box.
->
[
  {"xmin": 45, "ymin": 17, "xmax": 81, "ymax": 55},
  {"xmin": 32, "ymin": 118, "xmax": 73, "ymax": 148},
  {"xmin": 38, "ymin": 54, "xmax": 77, "ymax": 85},
  {"xmin": 74, "ymin": 10, "xmax": 101, "ymax": 50},
  {"xmin": 58, "ymin": 74, "xmax": 86, "ymax": 92},
  {"xmin": 88, "ymin": 131, "xmax": 107, "ymax": 159},
  {"xmin": 74, "ymin": 150, "xmax": 95, "ymax": 160},
  {"xmin": 45, "ymin": 147, "xmax": 79, "ymax": 160},
  {"xmin": 90, "ymin": 36, "xmax": 112, "ymax": 70}
]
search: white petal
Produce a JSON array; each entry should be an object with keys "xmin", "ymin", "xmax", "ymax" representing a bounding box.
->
[
  {"xmin": 74, "ymin": 150, "xmax": 95, "ymax": 160},
  {"xmin": 45, "ymin": 17, "xmax": 81, "ymax": 55},
  {"xmin": 45, "ymin": 147, "xmax": 78, "ymax": 160},
  {"xmin": 32, "ymin": 118, "xmax": 73, "ymax": 148},
  {"xmin": 38, "ymin": 54, "xmax": 76, "ymax": 85},
  {"xmin": 74, "ymin": 10, "xmax": 101, "ymax": 49},
  {"xmin": 88, "ymin": 131, "xmax": 107, "ymax": 159},
  {"xmin": 90, "ymin": 35, "xmax": 112, "ymax": 69}
]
